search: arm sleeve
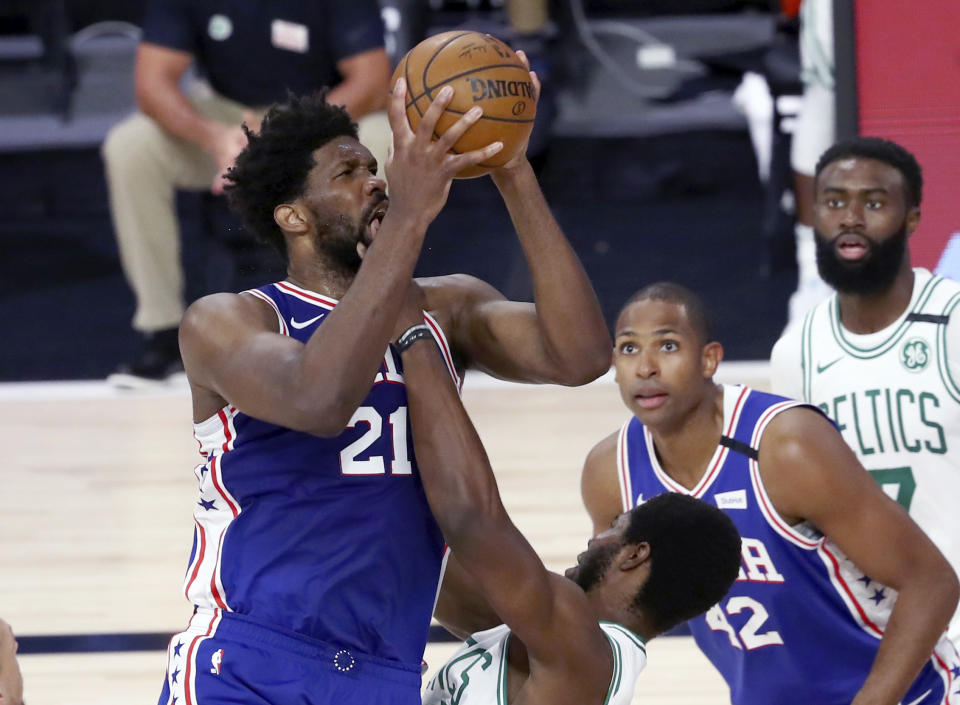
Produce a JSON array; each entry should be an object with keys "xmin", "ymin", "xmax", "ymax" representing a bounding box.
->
[
  {"xmin": 769, "ymin": 324, "xmax": 804, "ymax": 400},
  {"xmin": 327, "ymin": 0, "xmax": 386, "ymax": 61},
  {"xmin": 141, "ymin": 0, "xmax": 196, "ymax": 53}
]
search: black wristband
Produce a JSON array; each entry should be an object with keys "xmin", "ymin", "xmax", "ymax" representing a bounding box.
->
[{"xmin": 395, "ymin": 324, "xmax": 435, "ymax": 354}]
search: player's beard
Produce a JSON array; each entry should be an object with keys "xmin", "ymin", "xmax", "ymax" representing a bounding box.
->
[
  {"xmin": 571, "ymin": 542, "xmax": 620, "ymax": 592},
  {"xmin": 312, "ymin": 196, "xmax": 384, "ymax": 276},
  {"xmin": 815, "ymin": 224, "xmax": 908, "ymax": 296},
  {"xmin": 313, "ymin": 215, "xmax": 364, "ymax": 275}
]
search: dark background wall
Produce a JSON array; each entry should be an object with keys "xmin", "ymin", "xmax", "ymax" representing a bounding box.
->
[{"xmin": 0, "ymin": 1, "xmax": 799, "ymax": 381}]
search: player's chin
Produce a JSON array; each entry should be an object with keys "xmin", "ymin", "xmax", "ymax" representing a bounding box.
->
[{"xmin": 564, "ymin": 565, "xmax": 578, "ymax": 580}]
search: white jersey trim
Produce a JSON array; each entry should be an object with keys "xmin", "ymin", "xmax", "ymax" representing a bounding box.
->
[
  {"xmin": 817, "ymin": 541, "xmax": 885, "ymax": 639},
  {"xmin": 616, "ymin": 419, "xmax": 634, "ymax": 512},
  {"xmin": 272, "ymin": 280, "xmax": 338, "ymax": 309},
  {"xmin": 423, "ymin": 310, "xmax": 462, "ymax": 391},
  {"xmin": 746, "ymin": 399, "xmax": 822, "ymax": 549},
  {"xmin": 646, "ymin": 385, "xmax": 750, "ymax": 498},
  {"xmin": 243, "ymin": 288, "xmax": 289, "ymax": 335},
  {"xmin": 186, "ymin": 406, "xmax": 242, "ymax": 612},
  {"xmin": 161, "ymin": 608, "xmax": 223, "ymax": 705}
]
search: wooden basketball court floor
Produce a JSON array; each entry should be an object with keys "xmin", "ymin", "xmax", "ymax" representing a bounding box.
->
[{"xmin": 0, "ymin": 362, "xmax": 770, "ymax": 705}]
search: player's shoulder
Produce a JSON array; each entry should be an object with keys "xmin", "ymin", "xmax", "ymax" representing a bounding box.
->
[
  {"xmin": 182, "ymin": 291, "xmax": 279, "ymax": 342},
  {"xmin": 598, "ymin": 621, "xmax": 647, "ymax": 670},
  {"xmin": 585, "ymin": 429, "xmax": 619, "ymax": 467},
  {"xmin": 581, "ymin": 429, "xmax": 622, "ymax": 531},
  {"xmin": 758, "ymin": 403, "xmax": 835, "ymax": 462}
]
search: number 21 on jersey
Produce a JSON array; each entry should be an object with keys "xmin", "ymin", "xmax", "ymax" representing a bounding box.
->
[{"xmin": 340, "ymin": 350, "xmax": 412, "ymax": 476}]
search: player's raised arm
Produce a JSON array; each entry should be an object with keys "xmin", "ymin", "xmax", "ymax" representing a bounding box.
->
[
  {"xmin": 759, "ymin": 407, "xmax": 959, "ymax": 705},
  {"xmin": 432, "ymin": 51, "xmax": 609, "ymax": 387},
  {"xmin": 397, "ymin": 286, "xmax": 613, "ymax": 694},
  {"xmin": 180, "ymin": 85, "xmax": 502, "ymax": 434}
]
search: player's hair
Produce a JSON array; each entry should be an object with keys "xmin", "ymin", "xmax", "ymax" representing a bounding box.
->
[
  {"xmin": 624, "ymin": 493, "xmax": 741, "ymax": 634},
  {"xmin": 815, "ymin": 136, "xmax": 923, "ymax": 208},
  {"xmin": 619, "ymin": 282, "xmax": 715, "ymax": 345},
  {"xmin": 224, "ymin": 90, "xmax": 358, "ymax": 261}
]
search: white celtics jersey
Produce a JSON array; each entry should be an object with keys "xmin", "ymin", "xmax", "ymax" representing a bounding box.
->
[
  {"xmin": 423, "ymin": 621, "xmax": 646, "ymax": 705},
  {"xmin": 771, "ymin": 268, "xmax": 960, "ymax": 646}
]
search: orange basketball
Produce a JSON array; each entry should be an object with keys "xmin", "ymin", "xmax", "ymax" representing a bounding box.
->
[{"xmin": 391, "ymin": 31, "xmax": 537, "ymax": 179}]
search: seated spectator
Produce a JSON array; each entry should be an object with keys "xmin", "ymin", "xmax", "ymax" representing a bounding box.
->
[{"xmin": 103, "ymin": 0, "xmax": 391, "ymax": 386}]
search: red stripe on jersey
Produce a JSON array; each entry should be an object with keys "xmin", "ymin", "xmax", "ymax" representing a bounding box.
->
[
  {"xmin": 726, "ymin": 387, "xmax": 750, "ymax": 435},
  {"xmin": 422, "ymin": 313, "xmax": 460, "ymax": 387},
  {"xmin": 748, "ymin": 459, "xmax": 819, "ymax": 549},
  {"xmin": 747, "ymin": 400, "xmax": 820, "ymax": 548},
  {"xmin": 820, "ymin": 542, "xmax": 884, "ymax": 637},
  {"xmin": 217, "ymin": 409, "xmax": 233, "ymax": 453},
  {"xmin": 183, "ymin": 610, "xmax": 219, "ymax": 705},
  {"xmin": 210, "ymin": 455, "xmax": 239, "ymax": 518},
  {"xmin": 750, "ymin": 401, "xmax": 794, "ymax": 445},
  {"xmin": 184, "ymin": 520, "xmax": 207, "ymax": 600},
  {"xmin": 209, "ymin": 530, "xmax": 229, "ymax": 610},
  {"xmin": 690, "ymin": 389, "xmax": 749, "ymax": 495},
  {"xmin": 618, "ymin": 424, "xmax": 632, "ymax": 511},
  {"xmin": 193, "ymin": 429, "xmax": 207, "ymax": 459},
  {"xmin": 934, "ymin": 650, "xmax": 954, "ymax": 704},
  {"xmin": 245, "ymin": 288, "xmax": 289, "ymax": 335},
  {"xmin": 275, "ymin": 281, "xmax": 338, "ymax": 308}
]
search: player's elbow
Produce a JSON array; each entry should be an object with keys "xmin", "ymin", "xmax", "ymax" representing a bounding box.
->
[
  {"xmin": 580, "ymin": 349, "xmax": 614, "ymax": 385},
  {"xmin": 285, "ymin": 392, "xmax": 358, "ymax": 438},
  {"xmin": 933, "ymin": 557, "xmax": 960, "ymax": 617},
  {"xmin": 910, "ymin": 543, "xmax": 960, "ymax": 620},
  {"xmin": 553, "ymin": 350, "xmax": 611, "ymax": 387}
]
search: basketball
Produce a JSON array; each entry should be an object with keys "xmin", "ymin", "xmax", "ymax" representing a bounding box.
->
[{"xmin": 391, "ymin": 31, "xmax": 537, "ymax": 178}]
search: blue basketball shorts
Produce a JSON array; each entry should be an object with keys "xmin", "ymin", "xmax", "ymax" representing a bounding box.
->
[{"xmin": 156, "ymin": 608, "xmax": 423, "ymax": 705}]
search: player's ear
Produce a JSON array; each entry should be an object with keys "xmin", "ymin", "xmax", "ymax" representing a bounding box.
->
[
  {"xmin": 702, "ymin": 341, "xmax": 723, "ymax": 379},
  {"xmin": 274, "ymin": 203, "xmax": 310, "ymax": 234},
  {"xmin": 619, "ymin": 542, "xmax": 651, "ymax": 571},
  {"xmin": 905, "ymin": 206, "xmax": 921, "ymax": 237}
]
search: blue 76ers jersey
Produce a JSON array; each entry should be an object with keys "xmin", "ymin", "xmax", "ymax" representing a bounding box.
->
[
  {"xmin": 183, "ymin": 281, "xmax": 455, "ymax": 669},
  {"xmin": 618, "ymin": 384, "xmax": 960, "ymax": 705}
]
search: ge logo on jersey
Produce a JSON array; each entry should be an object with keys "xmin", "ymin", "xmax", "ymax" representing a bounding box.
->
[{"xmin": 900, "ymin": 338, "xmax": 930, "ymax": 372}]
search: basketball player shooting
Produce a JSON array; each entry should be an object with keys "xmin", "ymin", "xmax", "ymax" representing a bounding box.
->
[
  {"xmin": 154, "ymin": 48, "xmax": 611, "ymax": 705},
  {"xmin": 392, "ymin": 284, "xmax": 742, "ymax": 705}
]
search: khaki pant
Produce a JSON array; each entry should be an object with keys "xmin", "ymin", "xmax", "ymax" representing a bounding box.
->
[{"xmin": 102, "ymin": 87, "xmax": 390, "ymax": 332}]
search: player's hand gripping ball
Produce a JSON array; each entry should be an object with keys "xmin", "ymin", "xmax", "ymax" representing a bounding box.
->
[{"xmin": 391, "ymin": 31, "xmax": 538, "ymax": 178}]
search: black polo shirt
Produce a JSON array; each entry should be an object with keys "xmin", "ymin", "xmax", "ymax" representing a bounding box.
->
[{"xmin": 142, "ymin": 0, "xmax": 385, "ymax": 106}]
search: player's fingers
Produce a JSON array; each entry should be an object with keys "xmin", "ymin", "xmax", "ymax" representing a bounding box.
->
[
  {"xmin": 387, "ymin": 78, "xmax": 412, "ymax": 138},
  {"xmin": 447, "ymin": 141, "xmax": 503, "ymax": 173},
  {"xmin": 515, "ymin": 49, "xmax": 530, "ymax": 72},
  {"xmin": 416, "ymin": 85, "xmax": 454, "ymax": 139},
  {"xmin": 435, "ymin": 105, "xmax": 483, "ymax": 152},
  {"xmin": 530, "ymin": 70, "xmax": 541, "ymax": 103}
]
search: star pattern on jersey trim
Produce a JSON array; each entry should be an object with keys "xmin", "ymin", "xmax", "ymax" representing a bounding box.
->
[
  {"xmin": 173, "ymin": 640, "xmax": 183, "ymax": 657},
  {"xmin": 198, "ymin": 498, "xmax": 217, "ymax": 511},
  {"xmin": 869, "ymin": 588, "xmax": 886, "ymax": 606}
]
